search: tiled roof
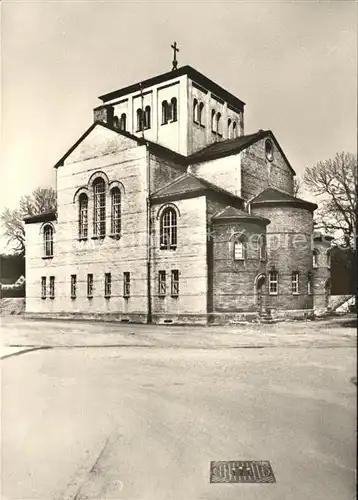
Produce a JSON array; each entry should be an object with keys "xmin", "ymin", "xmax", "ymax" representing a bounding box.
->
[
  {"xmin": 251, "ymin": 187, "xmax": 317, "ymax": 211},
  {"xmin": 188, "ymin": 130, "xmax": 267, "ymax": 163},
  {"xmin": 212, "ymin": 206, "xmax": 270, "ymax": 225},
  {"xmin": 151, "ymin": 173, "xmax": 243, "ymax": 203}
]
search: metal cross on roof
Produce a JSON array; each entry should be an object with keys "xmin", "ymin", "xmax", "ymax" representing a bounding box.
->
[{"xmin": 171, "ymin": 41, "xmax": 179, "ymax": 71}]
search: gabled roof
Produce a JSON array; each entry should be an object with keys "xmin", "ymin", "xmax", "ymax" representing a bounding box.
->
[
  {"xmin": 98, "ymin": 65, "xmax": 245, "ymax": 111},
  {"xmin": 151, "ymin": 173, "xmax": 244, "ymax": 204},
  {"xmin": 24, "ymin": 210, "xmax": 57, "ymax": 224},
  {"xmin": 54, "ymin": 121, "xmax": 186, "ymax": 169},
  {"xmin": 212, "ymin": 206, "xmax": 270, "ymax": 225},
  {"xmin": 188, "ymin": 129, "xmax": 295, "ymax": 175},
  {"xmin": 250, "ymin": 187, "xmax": 317, "ymax": 212}
]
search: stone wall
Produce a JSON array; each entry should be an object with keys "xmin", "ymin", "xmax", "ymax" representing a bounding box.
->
[
  {"xmin": 241, "ymin": 137, "xmax": 294, "ymax": 200},
  {"xmin": 211, "ymin": 220, "xmax": 267, "ymax": 313},
  {"xmin": 252, "ymin": 204, "xmax": 314, "ymax": 313},
  {"xmin": 150, "ymin": 196, "xmax": 208, "ymax": 324}
]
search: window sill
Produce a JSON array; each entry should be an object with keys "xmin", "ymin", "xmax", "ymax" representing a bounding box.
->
[
  {"xmin": 78, "ymin": 237, "xmax": 88, "ymax": 242},
  {"xmin": 269, "ymin": 292, "xmax": 278, "ymax": 296},
  {"xmin": 313, "ymin": 265, "xmax": 318, "ymax": 269},
  {"xmin": 292, "ymin": 293, "xmax": 299, "ymax": 296},
  {"xmin": 158, "ymin": 294, "xmax": 166, "ymax": 298},
  {"xmin": 91, "ymin": 235, "xmax": 105, "ymax": 240},
  {"xmin": 71, "ymin": 296, "xmax": 76, "ymax": 300},
  {"xmin": 42, "ymin": 256, "xmax": 53, "ymax": 260},
  {"xmin": 234, "ymin": 258, "xmax": 245, "ymax": 262},
  {"xmin": 87, "ymin": 295, "xmax": 93, "ymax": 299},
  {"xmin": 109, "ymin": 233, "xmax": 121, "ymax": 240},
  {"xmin": 49, "ymin": 296, "xmax": 55, "ymax": 300},
  {"xmin": 124, "ymin": 295, "xmax": 130, "ymax": 299},
  {"xmin": 171, "ymin": 294, "xmax": 179, "ymax": 298},
  {"xmin": 162, "ymin": 119, "xmax": 177, "ymax": 126},
  {"xmin": 160, "ymin": 246, "xmax": 177, "ymax": 251},
  {"xmin": 41, "ymin": 297, "xmax": 46, "ymax": 300},
  {"xmin": 104, "ymin": 295, "xmax": 111, "ymax": 299}
]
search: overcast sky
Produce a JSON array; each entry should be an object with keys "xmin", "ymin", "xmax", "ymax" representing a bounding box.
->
[{"xmin": 0, "ymin": 1, "xmax": 357, "ymax": 248}]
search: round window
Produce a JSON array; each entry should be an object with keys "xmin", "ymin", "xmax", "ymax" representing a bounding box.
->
[{"xmin": 265, "ymin": 139, "xmax": 274, "ymax": 161}]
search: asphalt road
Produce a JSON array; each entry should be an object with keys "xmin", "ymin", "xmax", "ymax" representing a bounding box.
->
[{"xmin": 1, "ymin": 338, "xmax": 356, "ymax": 500}]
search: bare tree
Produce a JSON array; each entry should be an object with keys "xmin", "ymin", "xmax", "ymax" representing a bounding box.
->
[
  {"xmin": 304, "ymin": 151, "xmax": 357, "ymax": 249},
  {"xmin": 293, "ymin": 176, "xmax": 302, "ymax": 197},
  {"xmin": 1, "ymin": 187, "xmax": 57, "ymax": 256}
]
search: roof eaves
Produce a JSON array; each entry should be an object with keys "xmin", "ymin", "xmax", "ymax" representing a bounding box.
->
[
  {"xmin": 98, "ymin": 65, "xmax": 245, "ymax": 109},
  {"xmin": 24, "ymin": 211, "xmax": 57, "ymax": 224}
]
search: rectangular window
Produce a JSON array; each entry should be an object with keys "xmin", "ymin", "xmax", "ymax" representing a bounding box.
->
[
  {"xmin": 41, "ymin": 276, "xmax": 46, "ymax": 299},
  {"xmin": 104, "ymin": 273, "xmax": 111, "ymax": 297},
  {"xmin": 123, "ymin": 272, "xmax": 130, "ymax": 298},
  {"xmin": 269, "ymin": 271, "xmax": 278, "ymax": 295},
  {"xmin": 158, "ymin": 270, "xmax": 166, "ymax": 296},
  {"xmin": 292, "ymin": 271, "xmax": 299, "ymax": 295},
  {"xmin": 87, "ymin": 274, "xmax": 93, "ymax": 298},
  {"xmin": 71, "ymin": 274, "xmax": 77, "ymax": 299},
  {"xmin": 171, "ymin": 270, "xmax": 179, "ymax": 297},
  {"xmin": 49, "ymin": 276, "xmax": 55, "ymax": 299}
]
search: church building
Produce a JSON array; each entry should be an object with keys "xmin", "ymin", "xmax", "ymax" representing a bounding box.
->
[{"xmin": 24, "ymin": 61, "xmax": 332, "ymax": 324}]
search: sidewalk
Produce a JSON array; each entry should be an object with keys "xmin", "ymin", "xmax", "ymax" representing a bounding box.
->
[{"xmin": 1, "ymin": 314, "xmax": 356, "ymax": 352}]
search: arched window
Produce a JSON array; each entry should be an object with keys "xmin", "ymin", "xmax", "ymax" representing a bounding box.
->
[
  {"xmin": 78, "ymin": 193, "xmax": 88, "ymax": 239},
  {"xmin": 233, "ymin": 121, "xmax": 237, "ymax": 138},
  {"xmin": 113, "ymin": 116, "xmax": 119, "ymax": 129},
  {"xmin": 160, "ymin": 207, "xmax": 177, "ymax": 250},
  {"xmin": 233, "ymin": 236, "xmax": 247, "ymax": 261},
  {"xmin": 228, "ymin": 118, "xmax": 232, "ymax": 138},
  {"xmin": 259, "ymin": 234, "xmax": 266, "ymax": 261},
  {"xmin": 216, "ymin": 112, "xmax": 222, "ymax": 135},
  {"xmin": 171, "ymin": 97, "xmax": 177, "ymax": 122},
  {"xmin": 111, "ymin": 187, "xmax": 121, "ymax": 237},
  {"xmin": 162, "ymin": 100, "xmax": 169, "ymax": 124},
  {"xmin": 119, "ymin": 113, "xmax": 126, "ymax": 131},
  {"xmin": 211, "ymin": 109, "xmax": 216, "ymax": 132},
  {"xmin": 307, "ymin": 272, "xmax": 312, "ymax": 295},
  {"xmin": 313, "ymin": 249, "xmax": 319, "ymax": 268},
  {"xmin": 265, "ymin": 139, "xmax": 274, "ymax": 161},
  {"xmin": 326, "ymin": 249, "xmax": 331, "ymax": 268},
  {"xmin": 136, "ymin": 108, "xmax": 143, "ymax": 131},
  {"xmin": 43, "ymin": 224, "xmax": 54, "ymax": 257},
  {"xmin": 93, "ymin": 178, "xmax": 106, "ymax": 237},
  {"xmin": 198, "ymin": 102, "xmax": 204, "ymax": 125},
  {"xmin": 193, "ymin": 99, "xmax": 198, "ymax": 123},
  {"xmin": 144, "ymin": 105, "xmax": 151, "ymax": 129}
]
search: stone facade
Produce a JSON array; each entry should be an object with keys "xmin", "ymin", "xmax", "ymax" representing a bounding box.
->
[{"xmin": 24, "ymin": 65, "xmax": 329, "ymax": 324}]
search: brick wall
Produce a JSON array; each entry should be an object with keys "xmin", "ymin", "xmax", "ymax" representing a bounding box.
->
[
  {"xmin": 211, "ymin": 220, "xmax": 267, "ymax": 313},
  {"xmin": 252, "ymin": 205, "xmax": 314, "ymax": 312},
  {"xmin": 149, "ymin": 154, "xmax": 187, "ymax": 193},
  {"xmin": 241, "ymin": 137, "xmax": 294, "ymax": 200},
  {"xmin": 312, "ymin": 239, "xmax": 332, "ymax": 311}
]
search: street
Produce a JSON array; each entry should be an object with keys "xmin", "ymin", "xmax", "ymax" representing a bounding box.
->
[{"xmin": 1, "ymin": 316, "xmax": 356, "ymax": 500}]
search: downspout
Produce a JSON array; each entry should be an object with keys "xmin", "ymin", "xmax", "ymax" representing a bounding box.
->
[{"xmin": 145, "ymin": 143, "xmax": 152, "ymax": 324}]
